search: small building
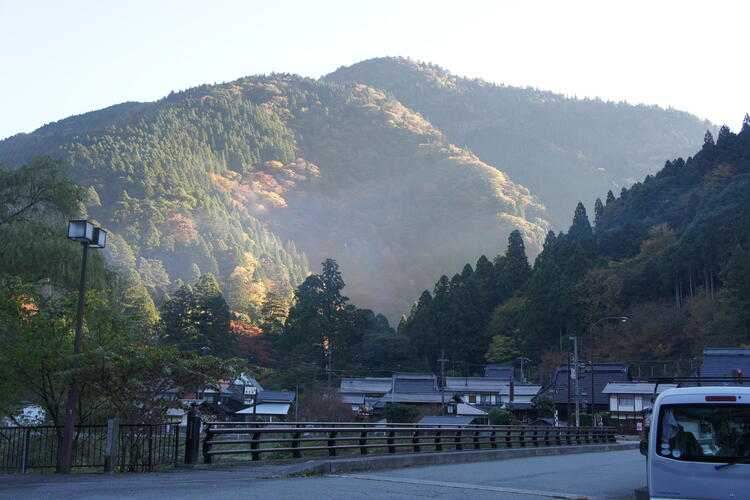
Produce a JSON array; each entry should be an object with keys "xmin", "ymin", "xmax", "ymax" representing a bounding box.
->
[
  {"xmin": 602, "ymin": 382, "xmax": 677, "ymax": 434},
  {"xmin": 500, "ymin": 384, "xmax": 542, "ymax": 416},
  {"xmin": 373, "ymin": 373, "xmax": 453, "ymax": 418},
  {"xmin": 445, "ymin": 377, "xmax": 505, "ymax": 410},
  {"xmin": 339, "ymin": 377, "xmax": 393, "ymax": 413},
  {"xmin": 550, "ymin": 363, "xmax": 631, "ymax": 419},
  {"xmin": 236, "ymin": 390, "xmax": 296, "ymax": 422},
  {"xmin": 372, "ymin": 392, "xmax": 456, "ymax": 417}
]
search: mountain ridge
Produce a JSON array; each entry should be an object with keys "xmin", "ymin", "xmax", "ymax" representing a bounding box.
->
[
  {"xmin": 0, "ymin": 58, "xmax": 713, "ymax": 321},
  {"xmin": 325, "ymin": 56, "xmax": 714, "ymax": 228}
]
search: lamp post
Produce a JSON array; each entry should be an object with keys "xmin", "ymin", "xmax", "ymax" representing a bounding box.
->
[
  {"xmin": 59, "ymin": 220, "xmax": 106, "ymax": 473},
  {"xmin": 588, "ymin": 316, "xmax": 628, "ymax": 426}
]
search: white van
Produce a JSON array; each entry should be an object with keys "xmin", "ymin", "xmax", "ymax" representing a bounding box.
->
[{"xmin": 646, "ymin": 386, "xmax": 750, "ymax": 500}]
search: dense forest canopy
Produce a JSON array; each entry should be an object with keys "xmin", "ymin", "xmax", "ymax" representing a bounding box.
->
[
  {"xmin": 0, "ymin": 58, "xmax": 710, "ymax": 321},
  {"xmin": 397, "ymin": 117, "xmax": 750, "ymax": 380},
  {"xmin": 326, "ymin": 57, "xmax": 714, "ymax": 228}
]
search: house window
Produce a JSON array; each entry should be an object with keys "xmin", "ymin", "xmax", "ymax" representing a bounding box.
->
[
  {"xmin": 468, "ymin": 395, "xmax": 477, "ymax": 404},
  {"xmin": 480, "ymin": 394, "xmax": 493, "ymax": 404},
  {"xmin": 619, "ymin": 396, "xmax": 635, "ymax": 409}
]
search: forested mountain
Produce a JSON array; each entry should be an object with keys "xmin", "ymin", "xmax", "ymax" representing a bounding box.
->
[
  {"xmin": 0, "ymin": 74, "xmax": 547, "ymax": 320},
  {"xmin": 326, "ymin": 57, "xmax": 714, "ymax": 228},
  {"xmin": 0, "ymin": 58, "xmax": 714, "ymax": 321},
  {"xmin": 398, "ymin": 118, "xmax": 750, "ymax": 377}
]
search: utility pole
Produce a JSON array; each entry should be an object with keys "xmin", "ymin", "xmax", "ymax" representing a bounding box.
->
[
  {"xmin": 587, "ymin": 316, "xmax": 628, "ymax": 426},
  {"xmin": 326, "ymin": 348, "xmax": 332, "ymax": 389},
  {"xmin": 590, "ymin": 360, "xmax": 595, "ymax": 425},
  {"xmin": 438, "ymin": 350, "xmax": 449, "ymax": 415},
  {"xmin": 571, "ymin": 336, "xmax": 580, "ymax": 427},
  {"xmin": 566, "ymin": 346, "xmax": 571, "ymax": 426}
]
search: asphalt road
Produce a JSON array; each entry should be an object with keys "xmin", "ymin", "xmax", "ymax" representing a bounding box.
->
[{"xmin": 0, "ymin": 449, "xmax": 645, "ymax": 500}]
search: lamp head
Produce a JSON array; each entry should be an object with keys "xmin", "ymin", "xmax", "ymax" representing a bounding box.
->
[
  {"xmin": 89, "ymin": 227, "xmax": 107, "ymax": 249},
  {"xmin": 67, "ymin": 220, "xmax": 94, "ymax": 242}
]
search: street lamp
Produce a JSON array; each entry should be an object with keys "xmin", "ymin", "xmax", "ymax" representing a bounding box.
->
[
  {"xmin": 588, "ymin": 316, "xmax": 628, "ymax": 426},
  {"xmin": 59, "ymin": 220, "xmax": 106, "ymax": 473}
]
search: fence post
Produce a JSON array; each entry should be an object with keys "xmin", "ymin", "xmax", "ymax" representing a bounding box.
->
[
  {"xmin": 202, "ymin": 424, "xmax": 212, "ymax": 464},
  {"xmin": 20, "ymin": 428, "xmax": 31, "ymax": 474},
  {"xmin": 184, "ymin": 408, "xmax": 201, "ymax": 465},
  {"xmin": 147, "ymin": 425, "xmax": 154, "ymax": 472},
  {"xmin": 173, "ymin": 424, "xmax": 180, "ymax": 467},
  {"xmin": 103, "ymin": 417, "xmax": 119, "ymax": 474}
]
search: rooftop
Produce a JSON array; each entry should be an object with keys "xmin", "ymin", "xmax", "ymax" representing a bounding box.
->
[
  {"xmin": 339, "ymin": 377, "xmax": 392, "ymax": 394},
  {"xmin": 602, "ymin": 382, "xmax": 678, "ymax": 395},
  {"xmin": 697, "ymin": 348, "xmax": 750, "ymax": 380},
  {"xmin": 257, "ymin": 391, "xmax": 296, "ymax": 403},
  {"xmin": 484, "ymin": 365, "xmax": 515, "ymax": 379},
  {"xmin": 445, "ymin": 377, "xmax": 507, "ymax": 392},
  {"xmin": 393, "ymin": 373, "xmax": 437, "ymax": 393}
]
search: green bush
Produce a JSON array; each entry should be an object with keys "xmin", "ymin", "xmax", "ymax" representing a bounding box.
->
[{"xmin": 383, "ymin": 403, "xmax": 420, "ymax": 423}]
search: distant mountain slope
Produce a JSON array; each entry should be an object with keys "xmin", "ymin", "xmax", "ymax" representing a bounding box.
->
[
  {"xmin": 0, "ymin": 74, "xmax": 548, "ymax": 321},
  {"xmin": 325, "ymin": 57, "xmax": 715, "ymax": 227}
]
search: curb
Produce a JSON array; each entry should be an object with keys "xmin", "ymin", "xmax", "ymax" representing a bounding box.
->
[{"xmin": 283, "ymin": 442, "xmax": 639, "ymax": 476}]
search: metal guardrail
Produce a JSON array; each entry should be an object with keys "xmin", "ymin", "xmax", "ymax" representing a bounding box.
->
[{"xmin": 202, "ymin": 422, "xmax": 616, "ymax": 463}]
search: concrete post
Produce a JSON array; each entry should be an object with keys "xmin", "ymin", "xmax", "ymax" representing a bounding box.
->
[
  {"xmin": 103, "ymin": 416, "xmax": 119, "ymax": 473},
  {"xmin": 184, "ymin": 408, "xmax": 201, "ymax": 465}
]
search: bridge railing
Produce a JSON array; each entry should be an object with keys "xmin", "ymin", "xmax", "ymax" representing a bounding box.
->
[{"xmin": 202, "ymin": 422, "xmax": 616, "ymax": 463}]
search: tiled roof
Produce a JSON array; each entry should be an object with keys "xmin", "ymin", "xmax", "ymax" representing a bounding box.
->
[
  {"xmin": 257, "ymin": 390, "xmax": 295, "ymax": 403},
  {"xmin": 339, "ymin": 377, "xmax": 392, "ymax": 394},
  {"xmin": 456, "ymin": 403, "xmax": 487, "ymax": 416},
  {"xmin": 602, "ymin": 383, "xmax": 678, "ymax": 395},
  {"xmin": 445, "ymin": 377, "xmax": 506, "ymax": 392},
  {"xmin": 508, "ymin": 385, "xmax": 542, "ymax": 396},
  {"xmin": 552, "ymin": 364, "xmax": 630, "ymax": 405},
  {"xmin": 485, "ymin": 365, "xmax": 515, "ymax": 379},
  {"xmin": 393, "ymin": 373, "xmax": 437, "ymax": 393},
  {"xmin": 697, "ymin": 348, "xmax": 750, "ymax": 379}
]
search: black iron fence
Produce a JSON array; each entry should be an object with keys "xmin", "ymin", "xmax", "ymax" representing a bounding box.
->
[{"xmin": 0, "ymin": 422, "xmax": 180, "ymax": 473}]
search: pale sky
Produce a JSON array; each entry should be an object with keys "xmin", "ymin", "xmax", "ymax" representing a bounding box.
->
[{"xmin": 1, "ymin": 0, "xmax": 748, "ymax": 141}]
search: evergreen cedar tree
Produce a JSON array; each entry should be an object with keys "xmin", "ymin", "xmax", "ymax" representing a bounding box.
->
[{"xmin": 400, "ymin": 121, "xmax": 750, "ymax": 371}]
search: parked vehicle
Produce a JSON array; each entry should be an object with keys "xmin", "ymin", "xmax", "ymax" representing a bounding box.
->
[{"xmin": 643, "ymin": 386, "xmax": 750, "ymax": 500}]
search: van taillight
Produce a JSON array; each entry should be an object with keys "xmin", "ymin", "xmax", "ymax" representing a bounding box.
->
[{"xmin": 706, "ymin": 395, "xmax": 736, "ymax": 401}]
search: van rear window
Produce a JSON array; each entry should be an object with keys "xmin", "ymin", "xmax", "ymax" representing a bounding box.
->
[{"xmin": 657, "ymin": 404, "xmax": 750, "ymax": 462}]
